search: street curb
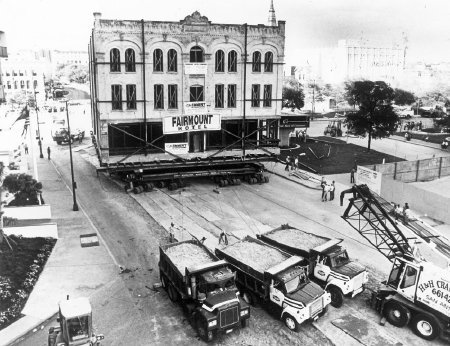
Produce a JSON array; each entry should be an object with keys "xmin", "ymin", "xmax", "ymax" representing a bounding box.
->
[{"xmin": 389, "ymin": 136, "xmax": 444, "ymax": 150}]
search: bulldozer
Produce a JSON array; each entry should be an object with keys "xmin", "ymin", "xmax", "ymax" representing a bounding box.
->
[
  {"xmin": 323, "ymin": 120, "xmax": 343, "ymax": 137},
  {"xmin": 48, "ymin": 297, "xmax": 104, "ymax": 346}
]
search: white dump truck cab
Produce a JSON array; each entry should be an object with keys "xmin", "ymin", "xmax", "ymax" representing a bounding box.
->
[
  {"xmin": 311, "ymin": 239, "xmax": 368, "ymax": 307},
  {"xmin": 267, "ymin": 257, "xmax": 331, "ymax": 331},
  {"xmin": 48, "ymin": 297, "xmax": 104, "ymax": 346}
]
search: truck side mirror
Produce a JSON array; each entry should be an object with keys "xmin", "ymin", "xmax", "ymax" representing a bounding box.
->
[
  {"xmin": 56, "ymin": 317, "xmax": 60, "ymax": 322},
  {"xmin": 49, "ymin": 327, "xmax": 54, "ymax": 334}
]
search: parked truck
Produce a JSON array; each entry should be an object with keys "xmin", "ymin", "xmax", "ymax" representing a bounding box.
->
[
  {"xmin": 257, "ymin": 225, "xmax": 368, "ymax": 308},
  {"xmin": 159, "ymin": 239, "xmax": 250, "ymax": 342},
  {"xmin": 48, "ymin": 296, "xmax": 104, "ymax": 346},
  {"xmin": 341, "ymin": 184, "xmax": 450, "ymax": 341},
  {"xmin": 215, "ymin": 236, "xmax": 331, "ymax": 332}
]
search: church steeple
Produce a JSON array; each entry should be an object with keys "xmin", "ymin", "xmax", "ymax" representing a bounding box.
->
[{"xmin": 268, "ymin": 0, "xmax": 277, "ymax": 26}]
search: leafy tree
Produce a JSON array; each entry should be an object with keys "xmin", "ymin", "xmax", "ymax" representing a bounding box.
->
[
  {"xmin": 2, "ymin": 174, "xmax": 43, "ymax": 206},
  {"xmin": 393, "ymin": 88, "xmax": 415, "ymax": 105},
  {"xmin": 56, "ymin": 64, "xmax": 89, "ymax": 84},
  {"xmin": 282, "ymin": 79, "xmax": 305, "ymax": 111},
  {"xmin": 344, "ymin": 81, "xmax": 399, "ymax": 151}
]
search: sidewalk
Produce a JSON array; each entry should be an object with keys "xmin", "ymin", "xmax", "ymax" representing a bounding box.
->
[{"xmin": 0, "ymin": 152, "xmax": 117, "ymax": 346}]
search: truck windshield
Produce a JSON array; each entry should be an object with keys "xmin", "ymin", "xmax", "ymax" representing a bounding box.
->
[
  {"xmin": 331, "ymin": 250, "xmax": 349, "ymax": 267},
  {"xmin": 67, "ymin": 315, "xmax": 89, "ymax": 341},
  {"xmin": 201, "ymin": 278, "xmax": 235, "ymax": 296},
  {"xmin": 284, "ymin": 272, "xmax": 307, "ymax": 294}
]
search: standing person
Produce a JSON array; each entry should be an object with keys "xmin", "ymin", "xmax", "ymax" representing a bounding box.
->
[
  {"xmin": 78, "ymin": 134, "xmax": 83, "ymax": 144},
  {"xmin": 285, "ymin": 155, "xmax": 290, "ymax": 171},
  {"xmin": 350, "ymin": 168, "xmax": 355, "ymax": 183},
  {"xmin": 402, "ymin": 203, "xmax": 410, "ymax": 224},
  {"xmin": 219, "ymin": 231, "xmax": 228, "ymax": 245},
  {"xmin": 329, "ymin": 181, "xmax": 335, "ymax": 201},
  {"xmin": 24, "ymin": 144, "xmax": 28, "ymax": 154},
  {"xmin": 47, "ymin": 146, "xmax": 51, "ymax": 160},
  {"xmin": 323, "ymin": 183, "xmax": 330, "ymax": 202},
  {"xmin": 321, "ymin": 178, "xmax": 327, "ymax": 202},
  {"xmin": 294, "ymin": 156, "xmax": 299, "ymax": 171}
]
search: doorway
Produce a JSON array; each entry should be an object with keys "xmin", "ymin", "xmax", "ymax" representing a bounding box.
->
[{"xmin": 190, "ymin": 132, "xmax": 204, "ymax": 153}]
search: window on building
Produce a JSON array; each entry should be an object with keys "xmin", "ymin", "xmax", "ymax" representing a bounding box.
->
[
  {"xmin": 7, "ymin": 81, "xmax": 11, "ymax": 89},
  {"xmin": 20, "ymin": 80, "xmax": 25, "ymax": 89},
  {"xmin": 264, "ymin": 52, "xmax": 273, "ymax": 72},
  {"xmin": 111, "ymin": 84, "xmax": 122, "ymax": 110},
  {"xmin": 168, "ymin": 49, "xmax": 177, "ymax": 72},
  {"xmin": 126, "ymin": 84, "xmax": 136, "ymax": 109},
  {"xmin": 6, "ymin": 71, "xmax": 10, "ymax": 76},
  {"xmin": 190, "ymin": 46, "xmax": 204, "ymax": 63},
  {"xmin": 251, "ymin": 84, "xmax": 260, "ymax": 107},
  {"xmin": 252, "ymin": 51, "xmax": 261, "ymax": 72},
  {"xmin": 13, "ymin": 70, "xmax": 17, "ymax": 76},
  {"xmin": 125, "ymin": 49, "xmax": 136, "ymax": 72},
  {"xmin": 34, "ymin": 80, "xmax": 38, "ymax": 88},
  {"xmin": 263, "ymin": 84, "xmax": 272, "ymax": 107},
  {"xmin": 153, "ymin": 49, "xmax": 163, "ymax": 72},
  {"xmin": 19, "ymin": 71, "xmax": 23, "ymax": 76},
  {"xmin": 215, "ymin": 84, "xmax": 224, "ymax": 108},
  {"xmin": 215, "ymin": 50, "xmax": 225, "ymax": 72},
  {"xmin": 228, "ymin": 50, "xmax": 237, "ymax": 72},
  {"xmin": 110, "ymin": 48, "xmax": 121, "ymax": 72},
  {"xmin": 154, "ymin": 84, "xmax": 164, "ymax": 109},
  {"xmin": 168, "ymin": 84, "xmax": 178, "ymax": 109},
  {"xmin": 14, "ymin": 81, "xmax": 17, "ymax": 89},
  {"xmin": 227, "ymin": 84, "xmax": 236, "ymax": 108},
  {"xmin": 189, "ymin": 85, "xmax": 204, "ymax": 102},
  {"xmin": 26, "ymin": 81, "xmax": 30, "ymax": 89}
]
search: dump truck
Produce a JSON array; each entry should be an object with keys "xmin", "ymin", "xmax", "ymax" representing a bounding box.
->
[
  {"xmin": 257, "ymin": 225, "xmax": 368, "ymax": 308},
  {"xmin": 159, "ymin": 239, "xmax": 249, "ymax": 342},
  {"xmin": 48, "ymin": 296, "xmax": 104, "ymax": 346},
  {"xmin": 323, "ymin": 120, "xmax": 342, "ymax": 137},
  {"xmin": 215, "ymin": 236, "xmax": 331, "ymax": 332},
  {"xmin": 341, "ymin": 184, "xmax": 450, "ymax": 341}
]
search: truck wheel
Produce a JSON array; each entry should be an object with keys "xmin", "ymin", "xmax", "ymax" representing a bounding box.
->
[
  {"xmin": 160, "ymin": 273, "xmax": 167, "ymax": 290},
  {"xmin": 328, "ymin": 286, "xmax": 344, "ymax": 308},
  {"xmin": 167, "ymin": 284, "xmax": 179, "ymax": 302},
  {"xmin": 385, "ymin": 302, "xmax": 410, "ymax": 327},
  {"xmin": 411, "ymin": 314, "xmax": 440, "ymax": 340},
  {"xmin": 283, "ymin": 314, "xmax": 299, "ymax": 332},
  {"xmin": 241, "ymin": 318, "xmax": 247, "ymax": 328},
  {"xmin": 197, "ymin": 324, "xmax": 213, "ymax": 342}
]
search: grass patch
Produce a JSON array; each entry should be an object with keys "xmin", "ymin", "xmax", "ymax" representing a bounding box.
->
[
  {"xmin": 281, "ymin": 137, "xmax": 404, "ymax": 175},
  {"xmin": 0, "ymin": 236, "xmax": 56, "ymax": 330}
]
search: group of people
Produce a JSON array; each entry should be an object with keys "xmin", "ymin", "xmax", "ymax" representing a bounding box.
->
[
  {"xmin": 392, "ymin": 202, "xmax": 414, "ymax": 224},
  {"xmin": 320, "ymin": 179, "xmax": 336, "ymax": 202},
  {"xmin": 403, "ymin": 121, "xmax": 423, "ymax": 132},
  {"xmin": 284, "ymin": 152, "xmax": 303, "ymax": 171},
  {"xmin": 441, "ymin": 140, "xmax": 449, "ymax": 150}
]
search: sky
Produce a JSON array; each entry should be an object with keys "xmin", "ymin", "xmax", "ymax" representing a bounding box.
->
[{"xmin": 1, "ymin": 0, "xmax": 450, "ymax": 66}]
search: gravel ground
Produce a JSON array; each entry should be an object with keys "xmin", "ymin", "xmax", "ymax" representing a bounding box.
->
[
  {"xmin": 266, "ymin": 228, "xmax": 328, "ymax": 251},
  {"xmin": 165, "ymin": 242, "xmax": 215, "ymax": 273}
]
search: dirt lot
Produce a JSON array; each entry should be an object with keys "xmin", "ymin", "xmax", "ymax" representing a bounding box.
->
[
  {"xmin": 0, "ymin": 236, "xmax": 56, "ymax": 329},
  {"xmin": 281, "ymin": 137, "xmax": 404, "ymax": 175}
]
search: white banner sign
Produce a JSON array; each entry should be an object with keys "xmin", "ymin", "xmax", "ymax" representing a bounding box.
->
[
  {"xmin": 184, "ymin": 63, "xmax": 207, "ymax": 75},
  {"xmin": 185, "ymin": 101, "xmax": 207, "ymax": 115},
  {"xmin": 163, "ymin": 114, "xmax": 221, "ymax": 134},
  {"xmin": 165, "ymin": 143, "xmax": 189, "ymax": 155},
  {"xmin": 356, "ymin": 166, "xmax": 382, "ymax": 195}
]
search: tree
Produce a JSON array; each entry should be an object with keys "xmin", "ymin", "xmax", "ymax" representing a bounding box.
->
[
  {"xmin": 344, "ymin": 81, "xmax": 399, "ymax": 151},
  {"xmin": 393, "ymin": 88, "xmax": 415, "ymax": 105},
  {"xmin": 56, "ymin": 64, "xmax": 89, "ymax": 84},
  {"xmin": 282, "ymin": 79, "xmax": 305, "ymax": 110},
  {"xmin": 2, "ymin": 174, "xmax": 43, "ymax": 206}
]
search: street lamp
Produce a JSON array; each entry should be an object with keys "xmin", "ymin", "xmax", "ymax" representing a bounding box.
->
[
  {"xmin": 65, "ymin": 99, "xmax": 79, "ymax": 211},
  {"xmin": 33, "ymin": 84, "xmax": 44, "ymax": 158}
]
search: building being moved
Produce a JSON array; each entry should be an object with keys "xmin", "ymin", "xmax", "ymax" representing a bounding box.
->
[{"xmin": 88, "ymin": 9, "xmax": 287, "ymax": 172}]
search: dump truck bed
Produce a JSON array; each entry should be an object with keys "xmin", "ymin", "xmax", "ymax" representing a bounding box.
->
[
  {"xmin": 215, "ymin": 236, "xmax": 290, "ymax": 282},
  {"xmin": 160, "ymin": 240, "xmax": 218, "ymax": 279},
  {"xmin": 258, "ymin": 226, "xmax": 332, "ymax": 257}
]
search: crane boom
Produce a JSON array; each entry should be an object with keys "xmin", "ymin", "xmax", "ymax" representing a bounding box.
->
[{"xmin": 340, "ymin": 184, "xmax": 413, "ymax": 262}]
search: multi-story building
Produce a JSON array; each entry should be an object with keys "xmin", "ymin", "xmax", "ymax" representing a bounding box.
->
[
  {"xmin": 89, "ymin": 9, "xmax": 285, "ymax": 164},
  {"xmin": 0, "ymin": 50, "xmax": 46, "ymax": 103},
  {"xmin": 0, "ymin": 31, "xmax": 7, "ymax": 103}
]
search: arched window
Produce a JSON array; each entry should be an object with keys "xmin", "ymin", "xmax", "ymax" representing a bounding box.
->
[
  {"xmin": 125, "ymin": 49, "xmax": 136, "ymax": 72},
  {"xmin": 252, "ymin": 51, "xmax": 261, "ymax": 72},
  {"xmin": 153, "ymin": 49, "xmax": 163, "ymax": 72},
  {"xmin": 190, "ymin": 46, "xmax": 204, "ymax": 63},
  {"xmin": 264, "ymin": 52, "xmax": 273, "ymax": 72},
  {"xmin": 110, "ymin": 48, "xmax": 121, "ymax": 72},
  {"xmin": 215, "ymin": 50, "xmax": 224, "ymax": 72},
  {"xmin": 167, "ymin": 49, "xmax": 177, "ymax": 72},
  {"xmin": 228, "ymin": 50, "xmax": 237, "ymax": 72}
]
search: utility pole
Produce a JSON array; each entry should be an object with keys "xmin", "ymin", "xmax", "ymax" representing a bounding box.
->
[
  {"xmin": 312, "ymin": 79, "xmax": 315, "ymax": 115},
  {"xmin": 33, "ymin": 84, "xmax": 44, "ymax": 158},
  {"xmin": 65, "ymin": 100, "xmax": 79, "ymax": 211}
]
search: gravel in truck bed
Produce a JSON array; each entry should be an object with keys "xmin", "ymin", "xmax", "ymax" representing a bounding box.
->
[
  {"xmin": 223, "ymin": 240, "xmax": 288, "ymax": 273},
  {"xmin": 266, "ymin": 228, "xmax": 327, "ymax": 251},
  {"xmin": 165, "ymin": 243, "xmax": 216, "ymax": 273}
]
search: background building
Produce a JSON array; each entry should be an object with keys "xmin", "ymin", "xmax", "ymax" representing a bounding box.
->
[
  {"xmin": 0, "ymin": 31, "xmax": 7, "ymax": 103},
  {"xmin": 89, "ymin": 10, "xmax": 285, "ymax": 163}
]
